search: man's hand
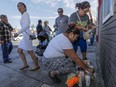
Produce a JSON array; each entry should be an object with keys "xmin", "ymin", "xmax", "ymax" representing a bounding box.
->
[
  {"xmin": 86, "ymin": 67, "xmax": 95, "ymax": 75},
  {"xmin": 14, "ymin": 33, "xmax": 18, "ymax": 38},
  {"xmin": 0, "ymin": 41, "xmax": 4, "ymax": 44}
]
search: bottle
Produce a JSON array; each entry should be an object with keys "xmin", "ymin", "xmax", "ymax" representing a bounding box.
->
[
  {"xmin": 78, "ymin": 70, "xmax": 85, "ymax": 87},
  {"xmin": 80, "ymin": 71, "xmax": 85, "ymax": 81},
  {"xmin": 85, "ymin": 74, "xmax": 91, "ymax": 87},
  {"xmin": 78, "ymin": 76, "xmax": 82, "ymax": 87}
]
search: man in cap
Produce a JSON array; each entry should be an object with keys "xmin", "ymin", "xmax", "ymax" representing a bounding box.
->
[{"xmin": 54, "ymin": 8, "xmax": 69, "ymax": 35}]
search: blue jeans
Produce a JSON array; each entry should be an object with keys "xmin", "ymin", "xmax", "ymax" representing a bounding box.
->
[
  {"xmin": 73, "ymin": 38, "xmax": 87, "ymax": 52},
  {"xmin": 72, "ymin": 32, "xmax": 87, "ymax": 53},
  {"xmin": 1, "ymin": 42, "xmax": 13, "ymax": 61}
]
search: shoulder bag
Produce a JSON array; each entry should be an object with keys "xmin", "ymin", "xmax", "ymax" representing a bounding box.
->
[{"xmin": 25, "ymin": 31, "xmax": 36, "ymax": 40}]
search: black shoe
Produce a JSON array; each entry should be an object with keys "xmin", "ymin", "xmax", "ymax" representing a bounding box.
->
[
  {"xmin": 48, "ymin": 71, "xmax": 61, "ymax": 83},
  {"xmin": 4, "ymin": 60, "xmax": 12, "ymax": 63},
  {"xmin": 8, "ymin": 58, "xmax": 12, "ymax": 60}
]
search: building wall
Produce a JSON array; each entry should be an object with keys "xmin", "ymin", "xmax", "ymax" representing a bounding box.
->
[{"xmin": 99, "ymin": 0, "xmax": 116, "ymax": 87}]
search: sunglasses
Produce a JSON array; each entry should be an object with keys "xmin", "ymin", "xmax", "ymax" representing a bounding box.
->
[{"xmin": 58, "ymin": 11, "xmax": 63, "ymax": 13}]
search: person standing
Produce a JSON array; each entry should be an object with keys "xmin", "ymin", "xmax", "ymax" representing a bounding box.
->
[
  {"xmin": 43, "ymin": 20, "xmax": 52, "ymax": 42},
  {"xmin": 36, "ymin": 20, "xmax": 43, "ymax": 36},
  {"xmin": 36, "ymin": 20, "xmax": 44, "ymax": 42},
  {"xmin": 54, "ymin": 8, "xmax": 69, "ymax": 35},
  {"xmin": 69, "ymin": 1, "xmax": 94, "ymax": 60},
  {"xmin": 14, "ymin": 2, "xmax": 40, "ymax": 71},
  {"xmin": 89, "ymin": 28, "xmax": 96, "ymax": 46},
  {"xmin": 0, "ymin": 14, "xmax": 13, "ymax": 63}
]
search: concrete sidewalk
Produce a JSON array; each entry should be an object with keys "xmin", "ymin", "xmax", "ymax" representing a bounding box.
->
[{"xmin": 0, "ymin": 42, "xmax": 104, "ymax": 87}]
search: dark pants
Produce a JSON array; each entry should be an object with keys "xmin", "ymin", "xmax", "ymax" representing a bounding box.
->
[{"xmin": 1, "ymin": 42, "xmax": 13, "ymax": 62}]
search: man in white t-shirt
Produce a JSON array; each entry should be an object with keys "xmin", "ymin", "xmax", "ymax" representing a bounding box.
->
[{"xmin": 42, "ymin": 23, "xmax": 95, "ymax": 83}]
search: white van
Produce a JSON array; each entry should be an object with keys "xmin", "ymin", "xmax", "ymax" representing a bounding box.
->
[{"xmin": 13, "ymin": 34, "xmax": 23, "ymax": 41}]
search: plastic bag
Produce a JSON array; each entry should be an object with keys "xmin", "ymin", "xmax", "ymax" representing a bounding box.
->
[{"xmin": 83, "ymin": 30, "xmax": 92, "ymax": 40}]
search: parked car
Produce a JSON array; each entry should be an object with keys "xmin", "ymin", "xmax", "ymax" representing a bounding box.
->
[{"xmin": 13, "ymin": 34, "xmax": 23, "ymax": 41}]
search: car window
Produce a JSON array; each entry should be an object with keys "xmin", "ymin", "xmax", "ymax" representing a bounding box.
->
[{"xmin": 19, "ymin": 35, "xmax": 22, "ymax": 37}]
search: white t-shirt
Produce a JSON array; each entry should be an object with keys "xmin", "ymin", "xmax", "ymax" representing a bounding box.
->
[{"xmin": 44, "ymin": 34, "xmax": 73, "ymax": 58}]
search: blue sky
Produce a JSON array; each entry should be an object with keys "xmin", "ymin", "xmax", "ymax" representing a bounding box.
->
[{"xmin": 0, "ymin": 0, "xmax": 97, "ymax": 30}]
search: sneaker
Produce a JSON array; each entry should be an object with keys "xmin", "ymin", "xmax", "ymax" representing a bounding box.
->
[
  {"xmin": 4, "ymin": 60, "xmax": 12, "ymax": 63},
  {"xmin": 8, "ymin": 58, "xmax": 12, "ymax": 60}
]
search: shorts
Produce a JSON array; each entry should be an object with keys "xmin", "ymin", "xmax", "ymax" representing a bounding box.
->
[{"xmin": 42, "ymin": 56, "xmax": 76, "ymax": 74}]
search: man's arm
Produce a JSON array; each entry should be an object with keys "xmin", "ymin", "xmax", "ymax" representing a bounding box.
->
[
  {"xmin": 54, "ymin": 18, "xmax": 58, "ymax": 28},
  {"xmin": 53, "ymin": 19, "xmax": 58, "ymax": 32}
]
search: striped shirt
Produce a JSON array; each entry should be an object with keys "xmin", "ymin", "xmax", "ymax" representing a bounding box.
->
[{"xmin": 0, "ymin": 22, "xmax": 13, "ymax": 43}]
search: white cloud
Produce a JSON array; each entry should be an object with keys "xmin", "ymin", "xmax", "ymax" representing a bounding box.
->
[
  {"xmin": 10, "ymin": 16, "xmax": 21, "ymax": 19},
  {"xmin": 30, "ymin": 16, "xmax": 56, "ymax": 19},
  {"xmin": 11, "ymin": 0, "xmax": 97, "ymax": 10},
  {"xmin": 30, "ymin": 0, "xmax": 97, "ymax": 9},
  {"xmin": 63, "ymin": 0, "xmax": 75, "ymax": 9},
  {"xmin": 31, "ymin": 0, "xmax": 76, "ymax": 8},
  {"xmin": 90, "ymin": 0, "xmax": 97, "ymax": 5},
  {"xmin": 30, "ymin": 0, "xmax": 43, "ymax": 3},
  {"xmin": 10, "ymin": 15, "xmax": 56, "ymax": 20},
  {"xmin": 11, "ymin": 0, "xmax": 22, "ymax": 2},
  {"xmin": 31, "ymin": 0, "xmax": 58, "ymax": 7}
]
